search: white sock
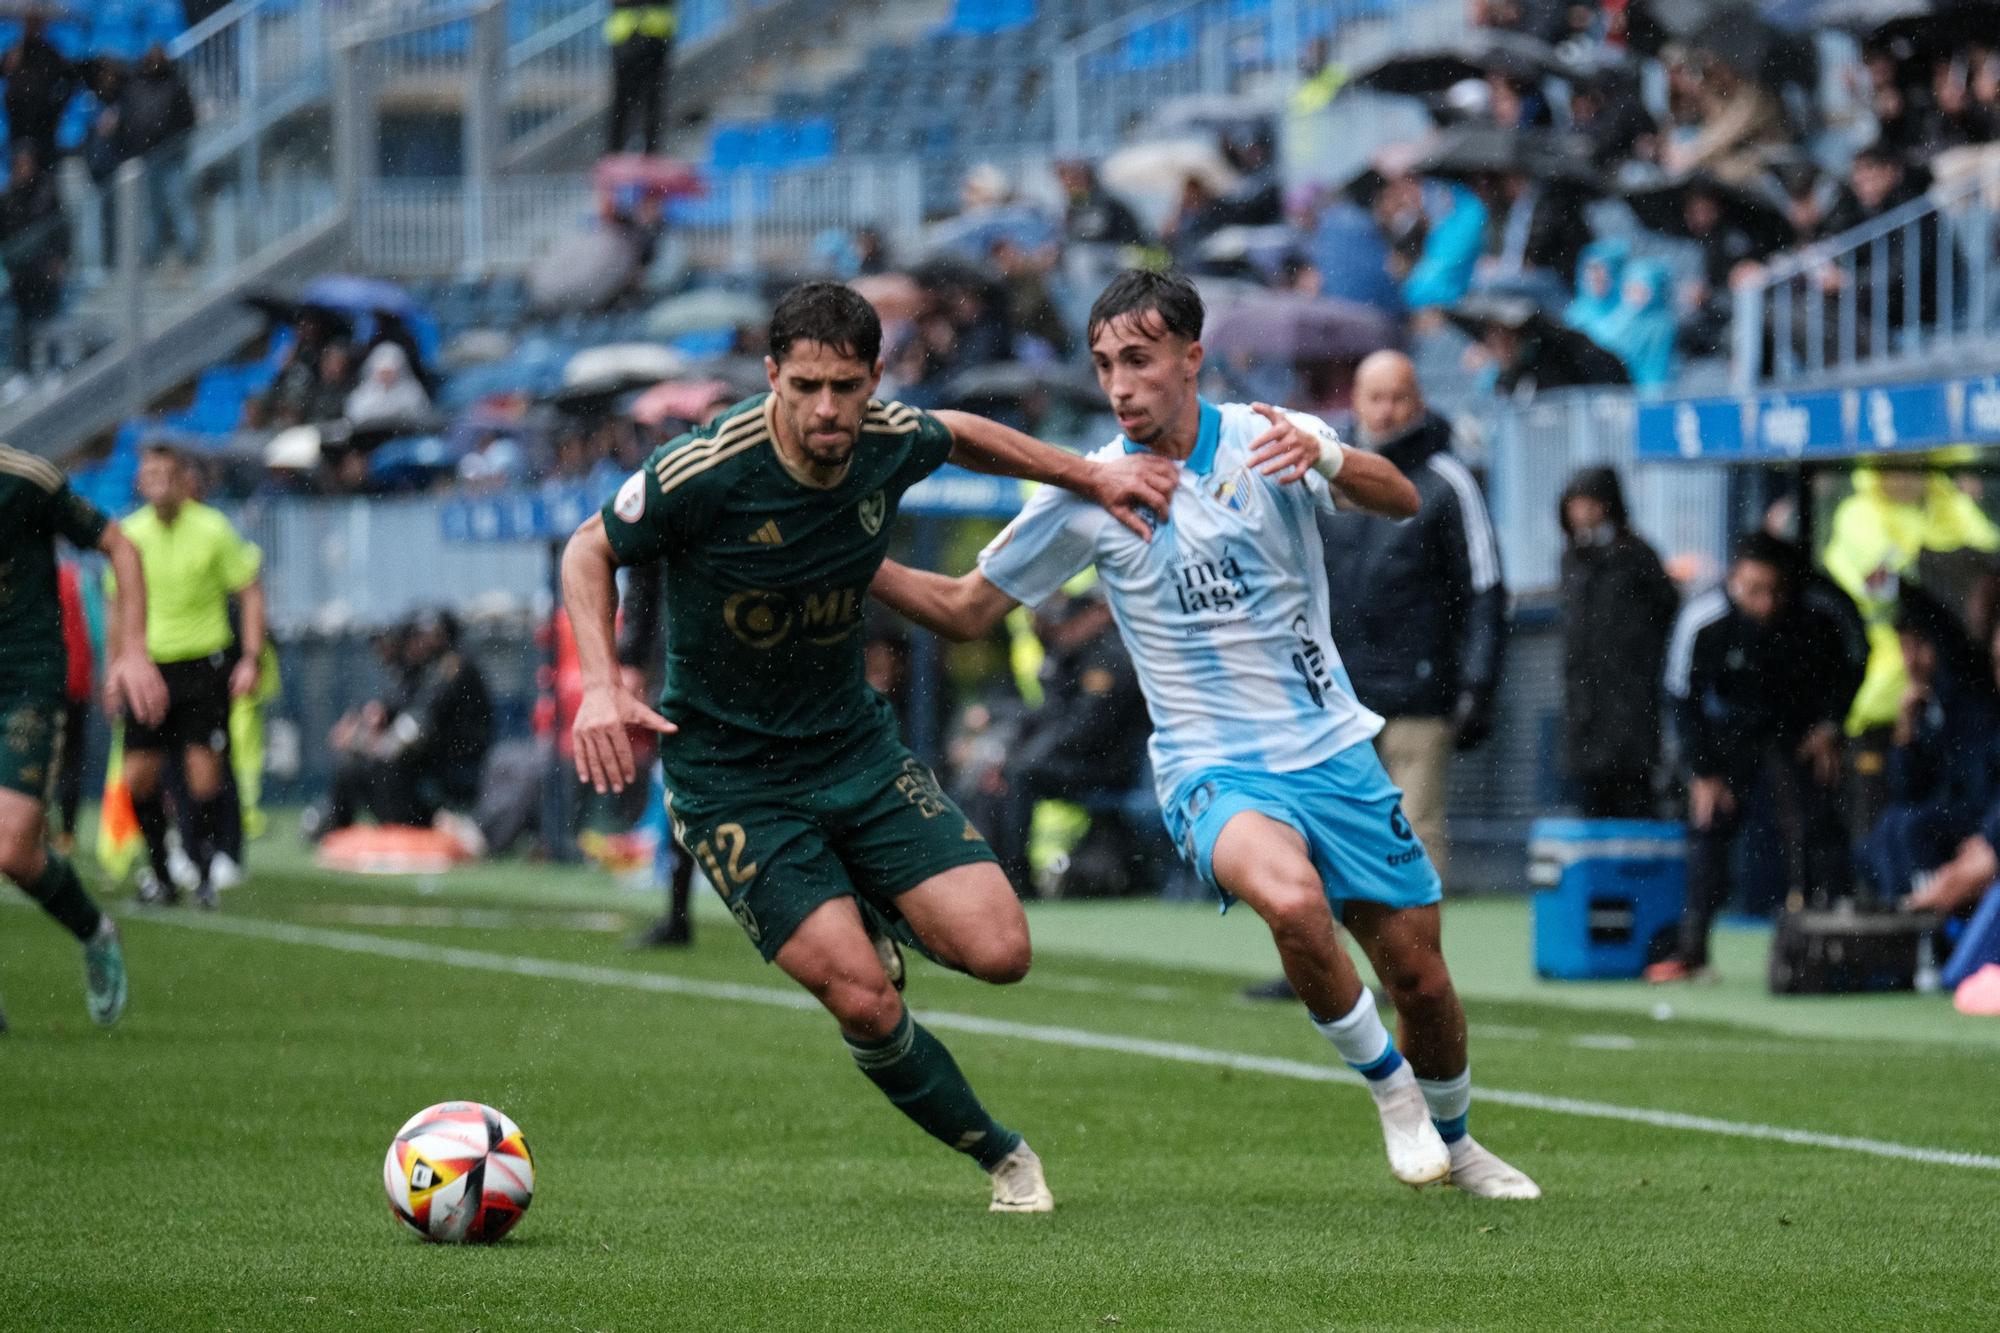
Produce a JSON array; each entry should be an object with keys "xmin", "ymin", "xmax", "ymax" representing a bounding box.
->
[
  {"xmin": 1418, "ymin": 1068, "xmax": 1471, "ymax": 1145},
  {"xmin": 1310, "ymin": 987, "xmax": 1409, "ymax": 1087}
]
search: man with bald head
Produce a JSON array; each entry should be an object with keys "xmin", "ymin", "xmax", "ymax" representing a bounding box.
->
[{"xmin": 1249, "ymin": 351, "xmax": 1505, "ymax": 1020}]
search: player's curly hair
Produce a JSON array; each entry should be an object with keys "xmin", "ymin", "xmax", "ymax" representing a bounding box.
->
[
  {"xmin": 1086, "ymin": 269, "xmax": 1205, "ymax": 346},
  {"xmin": 768, "ymin": 281, "xmax": 883, "ymax": 366}
]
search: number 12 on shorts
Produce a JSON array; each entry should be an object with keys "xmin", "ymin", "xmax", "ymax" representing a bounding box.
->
[{"xmin": 693, "ymin": 822, "xmax": 758, "ymax": 891}]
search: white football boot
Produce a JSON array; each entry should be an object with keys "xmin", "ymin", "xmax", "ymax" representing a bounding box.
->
[
  {"xmin": 1447, "ymin": 1138, "xmax": 1541, "ymax": 1200},
  {"xmin": 207, "ymin": 853, "xmax": 244, "ymax": 893},
  {"xmin": 988, "ymin": 1141, "xmax": 1054, "ymax": 1213},
  {"xmin": 1370, "ymin": 1074, "xmax": 1453, "ymax": 1187},
  {"xmin": 166, "ymin": 844, "xmax": 203, "ymax": 896}
]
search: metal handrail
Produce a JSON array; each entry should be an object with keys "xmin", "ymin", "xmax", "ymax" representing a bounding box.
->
[
  {"xmin": 1732, "ymin": 156, "xmax": 2000, "ymax": 388},
  {"xmin": 508, "ymin": 1, "xmax": 610, "ymax": 68}
]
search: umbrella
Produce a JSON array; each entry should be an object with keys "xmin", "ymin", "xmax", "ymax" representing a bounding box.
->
[
  {"xmin": 342, "ymin": 410, "xmax": 449, "ymax": 452},
  {"xmin": 1851, "ymin": 0, "xmax": 1996, "ymax": 54},
  {"xmin": 935, "ymin": 362, "xmax": 1106, "ymax": 415},
  {"xmin": 527, "ymin": 227, "xmax": 640, "ymax": 314},
  {"xmin": 1204, "ymin": 295, "xmax": 1401, "ymax": 365},
  {"xmin": 563, "ymin": 343, "xmax": 686, "ymax": 392},
  {"xmin": 630, "ymin": 378, "xmax": 745, "ymax": 427},
  {"xmin": 1196, "ymin": 225, "xmax": 1308, "ymax": 278},
  {"xmin": 1621, "ymin": 173, "xmax": 1793, "ymax": 257},
  {"xmin": 1349, "ymin": 30, "xmax": 1571, "ymax": 97},
  {"xmin": 264, "ymin": 424, "xmax": 323, "ymax": 471},
  {"xmin": 911, "ymin": 253, "xmax": 1000, "ymax": 298},
  {"xmin": 1139, "ymin": 93, "xmax": 1276, "ymax": 141},
  {"xmin": 368, "ymin": 435, "xmax": 463, "ymax": 488},
  {"xmin": 1414, "ymin": 124, "xmax": 1605, "ymax": 193},
  {"xmin": 644, "ymin": 287, "xmax": 767, "ymax": 339},
  {"xmin": 241, "ymin": 288, "xmax": 354, "ymax": 336},
  {"xmin": 850, "ymin": 272, "xmax": 926, "ymax": 322},
  {"xmin": 439, "ymin": 329, "xmax": 516, "ymax": 372},
  {"xmin": 1440, "ymin": 292, "xmax": 1543, "ymax": 338},
  {"xmin": 301, "ymin": 274, "xmax": 420, "ymax": 321},
  {"xmin": 922, "ymin": 205, "xmax": 1060, "ymax": 260},
  {"xmin": 591, "ymin": 154, "xmax": 704, "ymax": 201},
  {"xmin": 1101, "ymin": 138, "xmax": 1241, "ymax": 199}
]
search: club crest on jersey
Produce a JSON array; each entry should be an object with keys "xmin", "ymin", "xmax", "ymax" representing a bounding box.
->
[
  {"xmin": 858, "ymin": 490, "xmax": 886, "ymax": 535},
  {"xmin": 1207, "ymin": 468, "xmax": 1256, "ymax": 515},
  {"xmin": 613, "ymin": 471, "xmax": 646, "ymax": 522}
]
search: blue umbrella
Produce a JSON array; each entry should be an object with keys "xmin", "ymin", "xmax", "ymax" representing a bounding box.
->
[
  {"xmin": 301, "ymin": 274, "xmax": 421, "ymax": 320},
  {"xmin": 922, "ymin": 205, "xmax": 1060, "ymax": 260}
]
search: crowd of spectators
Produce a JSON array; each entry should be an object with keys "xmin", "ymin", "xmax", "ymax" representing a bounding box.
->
[
  {"xmin": 0, "ymin": 14, "xmax": 198, "ymax": 386},
  {"xmin": 1276, "ymin": 0, "xmax": 2000, "ymax": 392}
]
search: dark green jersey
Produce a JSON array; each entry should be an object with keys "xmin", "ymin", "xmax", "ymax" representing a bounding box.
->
[
  {"xmin": 599, "ymin": 394, "xmax": 955, "ymax": 793},
  {"xmin": 0, "ymin": 444, "xmax": 109, "ymax": 696}
]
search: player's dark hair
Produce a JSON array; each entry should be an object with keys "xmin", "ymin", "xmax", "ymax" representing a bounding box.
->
[
  {"xmin": 1086, "ymin": 269, "xmax": 1205, "ymax": 346},
  {"xmin": 141, "ymin": 441, "xmax": 187, "ymax": 466},
  {"xmin": 768, "ymin": 281, "xmax": 882, "ymax": 366},
  {"xmin": 1730, "ymin": 530, "xmax": 1798, "ymax": 587}
]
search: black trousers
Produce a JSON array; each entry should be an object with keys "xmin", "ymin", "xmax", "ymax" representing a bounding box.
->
[
  {"xmin": 1678, "ymin": 745, "xmax": 1852, "ymax": 967},
  {"xmin": 1575, "ymin": 766, "xmax": 1656, "ymax": 820},
  {"xmin": 607, "ymin": 35, "xmax": 672, "ymax": 154},
  {"xmin": 329, "ymin": 752, "xmax": 434, "ymax": 829}
]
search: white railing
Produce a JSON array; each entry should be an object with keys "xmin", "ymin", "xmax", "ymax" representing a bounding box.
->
[
  {"xmin": 354, "ymin": 157, "xmax": 926, "ymax": 276},
  {"xmin": 1052, "ymin": 0, "xmax": 1459, "ymax": 157},
  {"xmin": 505, "ymin": 1, "xmax": 611, "ymax": 155},
  {"xmin": 1732, "ymin": 154, "xmax": 2000, "ymax": 390}
]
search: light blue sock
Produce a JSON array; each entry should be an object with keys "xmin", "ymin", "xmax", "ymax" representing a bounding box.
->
[
  {"xmin": 1310, "ymin": 986, "xmax": 1409, "ymax": 1083},
  {"xmin": 1419, "ymin": 1069, "xmax": 1471, "ymax": 1144}
]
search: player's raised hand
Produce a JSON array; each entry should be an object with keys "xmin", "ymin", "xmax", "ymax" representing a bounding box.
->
[
  {"xmin": 572, "ymin": 682, "xmax": 676, "ymax": 794},
  {"xmin": 1089, "ymin": 451, "xmax": 1178, "ymax": 540},
  {"xmin": 105, "ymin": 649, "xmax": 168, "ymax": 728},
  {"xmin": 1245, "ymin": 403, "xmax": 1322, "ymax": 485}
]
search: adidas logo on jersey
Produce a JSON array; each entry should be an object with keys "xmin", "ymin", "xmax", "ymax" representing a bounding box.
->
[{"xmin": 747, "ymin": 520, "xmax": 784, "ymax": 546}]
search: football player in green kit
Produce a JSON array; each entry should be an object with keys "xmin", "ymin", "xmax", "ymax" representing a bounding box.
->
[
  {"xmin": 0, "ymin": 443, "xmax": 168, "ymax": 1032},
  {"xmin": 563, "ymin": 282, "xmax": 1177, "ymax": 1212}
]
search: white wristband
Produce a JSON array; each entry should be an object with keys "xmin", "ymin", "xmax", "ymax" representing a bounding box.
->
[{"xmin": 1311, "ymin": 431, "xmax": 1346, "ymax": 482}]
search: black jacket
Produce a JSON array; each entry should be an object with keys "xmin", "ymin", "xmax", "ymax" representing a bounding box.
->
[
  {"xmin": 114, "ymin": 63, "xmax": 197, "ymax": 160},
  {"xmin": 1320, "ymin": 414, "xmax": 1508, "ymax": 728},
  {"xmin": 1007, "ymin": 621, "xmax": 1149, "ymax": 795},
  {"xmin": 1558, "ymin": 471, "xmax": 1679, "ymax": 780},
  {"xmin": 1665, "ymin": 585, "xmax": 1864, "ymax": 778}
]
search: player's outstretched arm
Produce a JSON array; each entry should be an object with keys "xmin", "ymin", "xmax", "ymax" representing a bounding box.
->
[
  {"xmin": 933, "ymin": 409, "xmax": 1175, "ymax": 541},
  {"xmin": 97, "ymin": 522, "xmax": 168, "ymax": 727},
  {"xmin": 871, "ymin": 561, "xmax": 1019, "ymax": 643},
  {"xmin": 1244, "ymin": 403, "xmax": 1420, "ymax": 519},
  {"xmin": 561, "ymin": 516, "xmax": 675, "ymax": 795}
]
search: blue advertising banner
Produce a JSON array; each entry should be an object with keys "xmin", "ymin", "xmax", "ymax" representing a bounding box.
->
[{"xmin": 1638, "ymin": 375, "xmax": 2000, "ymax": 463}]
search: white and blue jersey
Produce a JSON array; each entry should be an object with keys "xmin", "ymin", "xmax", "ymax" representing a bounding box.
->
[{"xmin": 978, "ymin": 399, "xmax": 1440, "ymax": 911}]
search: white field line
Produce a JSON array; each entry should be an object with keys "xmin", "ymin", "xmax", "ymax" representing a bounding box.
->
[{"xmin": 147, "ymin": 912, "xmax": 2000, "ymax": 1173}]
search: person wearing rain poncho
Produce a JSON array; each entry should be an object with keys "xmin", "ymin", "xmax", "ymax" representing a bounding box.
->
[
  {"xmin": 344, "ymin": 344, "xmax": 432, "ymax": 428},
  {"xmin": 1595, "ymin": 258, "xmax": 1678, "ymax": 391},
  {"xmin": 1561, "ymin": 237, "xmax": 1628, "ymax": 347},
  {"xmin": 1820, "ymin": 465, "xmax": 2000, "ymax": 825}
]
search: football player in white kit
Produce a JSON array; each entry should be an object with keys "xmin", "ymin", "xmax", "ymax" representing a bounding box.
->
[{"xmin": 870, "ymin": 271, "xmax": 1538, "ymax": 1199}]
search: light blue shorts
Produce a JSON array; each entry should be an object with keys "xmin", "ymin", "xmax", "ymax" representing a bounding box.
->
[{"xmin": 1160, "ymin": 742, "xmax": 1443, "ymax": 914}]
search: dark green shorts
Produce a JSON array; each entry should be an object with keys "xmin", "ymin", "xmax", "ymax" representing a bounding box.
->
[
  {"xmin": 666, "ymin": 740, "xmax": 998, "ymax": 962},
  {"xmin": 0, "ymin": 689, "xmax": 61, "ymax": 802}
]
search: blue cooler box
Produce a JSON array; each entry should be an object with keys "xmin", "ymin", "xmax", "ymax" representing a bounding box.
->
[{"xmin": 1529, "ymin": 819, "xmax": 1686, "ymax": 980}]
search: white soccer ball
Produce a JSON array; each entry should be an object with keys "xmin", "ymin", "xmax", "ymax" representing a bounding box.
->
[{"xmin": 382, "ymin": 1100, "xmax": 535, "ymax": 1243}]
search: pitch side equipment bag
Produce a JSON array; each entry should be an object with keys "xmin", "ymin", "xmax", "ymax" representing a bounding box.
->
[{"xmin": 1768, "ymin": 905, "xmax": 1942, "ymax": 994}]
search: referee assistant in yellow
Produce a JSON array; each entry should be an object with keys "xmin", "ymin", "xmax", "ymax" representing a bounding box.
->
[{"xmin": 115, "ymin": 444, "xmax": 266, "ymax": 907}]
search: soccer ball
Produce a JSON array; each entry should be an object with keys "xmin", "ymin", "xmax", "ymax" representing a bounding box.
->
[{"xmin": 382, "ymin": 1101, "xmax": 535, "ymax": 1243}]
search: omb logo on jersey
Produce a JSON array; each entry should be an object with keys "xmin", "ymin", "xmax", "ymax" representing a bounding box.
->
[{"xmin": 723, "ymin": 586, "xmax": 865, "ymax": 649}]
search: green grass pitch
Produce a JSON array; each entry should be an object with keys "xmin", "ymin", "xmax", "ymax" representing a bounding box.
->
[{"xmin": 2, "ymin": 838, "xmax": 1997, "ymax": 1330}]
